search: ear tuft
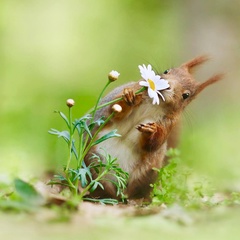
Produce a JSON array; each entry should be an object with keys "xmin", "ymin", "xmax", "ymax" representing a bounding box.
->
[
  {"xmin": 182, "ymin": 55, "xmax": 210, "ymax": 72},
  {"xmin": 195, "ymin": 73, "xmax": 224, "ymax": 96}
]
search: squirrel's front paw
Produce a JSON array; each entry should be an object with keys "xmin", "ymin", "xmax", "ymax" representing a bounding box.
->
[
  {"xmin": 136, "ymin": 122, "xmax": 157, "ymax": 134},
  {"xmin": 122, "ymin": 88, "xmax": 135, "ymax": 106},
  {"xmin": 122, "ymin": 88, "xmax": 143, "ymax": 106}
]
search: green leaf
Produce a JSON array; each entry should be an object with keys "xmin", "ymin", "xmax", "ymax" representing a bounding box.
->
[
  {"xmin": 68, "ymin": 164, "xmax": 92, "ymax": 188},
  {"xmin": 90, "ymin": 181, "xmax": 104, "ymax": 192},
  {"xmin": 53, "ymin": 110, "xmax": 70, "ymax": 128},
  {"xmin": 83, "ymin": 121, "xmax": 92, "ymax": 138},
  {"xmin": 59, "ymin": 111, "xmax": 70, "ymax": 128},
  {"xmin": 80, "ymin": 162, "xmax": 93, "ymax": 187},
  {"xmin": 14, "ymin": 178, "xmax": 44, "ymax": 206},
  {"xmin": 72, "ymin": 140, "xmax": 78, "ymax": 159},
  {"xmin": 48, "ymin": 129, "xmax": 70, "ymax": 143},
  {"xmin": 87, "ymin": 149, "xmax": 128, "ymax": 197},
  {"xmin": 83, "ymin": 198, "xmax": 118, "ymax": 205},
  {"xmin": 91, "ymin": 129, "xmax": 121, "ymax": 146},
  {"xmin": 88, "ymin": 117, "xmax": 105, "ymax": 130},
  {"xmin": 73, "ymin": 115, "xmax": 92, "ymax": 136},
  {"xmin": 94, "ymin": 117, "xmax": 105, "ymax": 126},
  {"xmin": 48, "ymin": 174, "xmax": 67, "ymax": 183}
]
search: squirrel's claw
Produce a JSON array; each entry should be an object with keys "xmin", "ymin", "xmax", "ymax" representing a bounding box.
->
[
  {"xmin": 136, "ymin": 122, "xmax": 157, "ymax": 134},
  {"xmin": 122, "ymin": 88, "xmax": 135, "ymax": 106}
]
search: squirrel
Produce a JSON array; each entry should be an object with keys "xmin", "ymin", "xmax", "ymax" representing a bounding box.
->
[{"xmin": 85, "ymin": 56, "xmax": 223, "ymax": 201}]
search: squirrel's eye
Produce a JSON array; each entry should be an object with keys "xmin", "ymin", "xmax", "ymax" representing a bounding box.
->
[
  {"xmin": 163, "ymin": 69, "xmax": 170, "ymax": 74},
  {"xmin": 182, "ymin": 92, "xmax": 190, "ymax": 100}
]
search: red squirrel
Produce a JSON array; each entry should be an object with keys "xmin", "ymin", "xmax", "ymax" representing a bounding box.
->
[{"xmin": 85, "ymin": 56, "xmax": 223, "ymax": 201}]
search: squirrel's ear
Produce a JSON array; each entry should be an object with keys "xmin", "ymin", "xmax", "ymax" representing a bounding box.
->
[
  {"xmin": 194, "ymin": 74, "xmax": 224, "ymax": 96},
  {"xmin": 182, "ymin": 55, "xmax": 209, "ymax": 73}
]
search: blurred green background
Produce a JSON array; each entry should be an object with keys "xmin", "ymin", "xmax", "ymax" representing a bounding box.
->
[{"xmin": 0, "ymin": 0, "xmax": 239, "ymax": 191}]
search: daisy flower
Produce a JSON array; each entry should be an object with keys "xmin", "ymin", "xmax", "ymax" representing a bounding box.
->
[{"xmin": 138, "ymin": 64, "xmax": 169, "ymax": 105}]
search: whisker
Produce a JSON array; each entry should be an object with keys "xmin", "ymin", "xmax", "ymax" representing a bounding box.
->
[{"xmin": 182, "ymin": 109, "xmax": 195, "ymax": 132}]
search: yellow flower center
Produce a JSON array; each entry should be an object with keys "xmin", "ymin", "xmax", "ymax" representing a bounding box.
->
[{"xmin": 148, "ymin": 79, "xmax": 156, "ymax": 91}]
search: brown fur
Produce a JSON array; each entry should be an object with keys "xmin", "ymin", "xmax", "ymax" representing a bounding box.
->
[{"xmin": 84, "ymin": 56, "xmax": 223, "ymax": 201}]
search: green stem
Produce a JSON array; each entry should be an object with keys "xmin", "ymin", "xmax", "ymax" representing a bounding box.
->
[
  {"xmin": 82, "ymin": 81, "xmax": 112, "ymax": 159},
  {"xmin": 64, "ymin": 106, "xmax": 78, "ymax": 195},
  {"xmin": 77, "ymin": 128, "xmax": 84, "ymax": 168},
  {"xmin": 72, "ymin": 127, "xmax": 84, "ymax": 195},
  {"xmin": 90, "ymin": 80, "xmax": 111, "ymax": 122},
  {"xmin": 89, "ymin": 86, "xmax": 146, "ymax": 113},
  {"xmin": 68, "ymin": 178, "xmax": 77, "ymax": 193},
  {"xmin": 66, "ymin": 106, "xmax": 73, "ymax": 172},
  {"xmin": 73, "ymin": 81, "xmax": 114, "ymax": 195},
  {"xmin": 79, "ymin": 169, "xmax": 108, "ymax": 199}
]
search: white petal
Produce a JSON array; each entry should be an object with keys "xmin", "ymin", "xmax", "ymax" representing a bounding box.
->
[
  {"xmin": 155, "ymin": 79, "xmax": 170, "ymax": 90},
  {"xmin": 152, "ymin": 97, "xmax": 156, "ymax": 105},
  {"xmin": 139, "ymin": 64, "xmax": 159, "ymax": 81},
  {"xmin": 138, "ymin": 64, "xmax": 144, "ymax": 73},
  {"xmin": 157, "ymin": 91, "xmax": 165, "ymax": 101},
  {"xmin": 148, "ymin": 89, "xmax": 159, "ymax": 105},
  {"xmin": 149, "ymin": 71, "xmax": 157, "ymax": 80},
  {"xmin": 152, "ymin": 93, "xmax": 159, "ymax": 105},
  {"xmin": 138, "ymin": 65, "xmax": 144, "ymax": 75},
  {"xmin": 147, "ymin": 64, "xmax": 152, "ymax": 72},
  {"xmin": 147, "ymin": 88, "xmax": 156, "ymax": 98},
  {"xmin": 139, "ymin": 80, "xmax": 149, "ymax": 87},
  {"xmin": 152, "ymin": 75, "xmax": 161, "ymax": 82},
  {"xmin": 139, "ymin": 64, "xmax": 149, "ymax": 80}
]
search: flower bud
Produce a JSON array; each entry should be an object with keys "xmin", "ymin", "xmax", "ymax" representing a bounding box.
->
[
  {"xmin": 112, "ymin": 104, "xmax": 122, "ymax": 113},
  {"xmin": 108, "ymin": 70, "xmax": 120, "ymax": 82},
  {"xmin": 66, "ymin": 99, "xmax": 75, "ymax": 108}
]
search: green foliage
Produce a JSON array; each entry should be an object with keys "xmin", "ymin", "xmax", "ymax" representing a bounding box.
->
[
  {"xmin": 92, "ymin": 129, "xmax": 121, "ymax": 146},
  {"xmin": 14, "ymin": 178, "xmax": 43, "ymax": 205},
  {"xmin": 0, "ymin": 178, "xmax": 44, "ymax": 212},
  {"xmin": 48, "ymin": 79, "xmax": 129, "ymax": 205},
  {"xmin": 89, "ymin": 150, "xmax": 129, "ymax": 197},
  {"xmin": 221, "ymin": 192, "xmax": 240, "ymax": 206},
  {"xmin": 151, "ymin": 149, "xmax": 215, "ymax": 209}
]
